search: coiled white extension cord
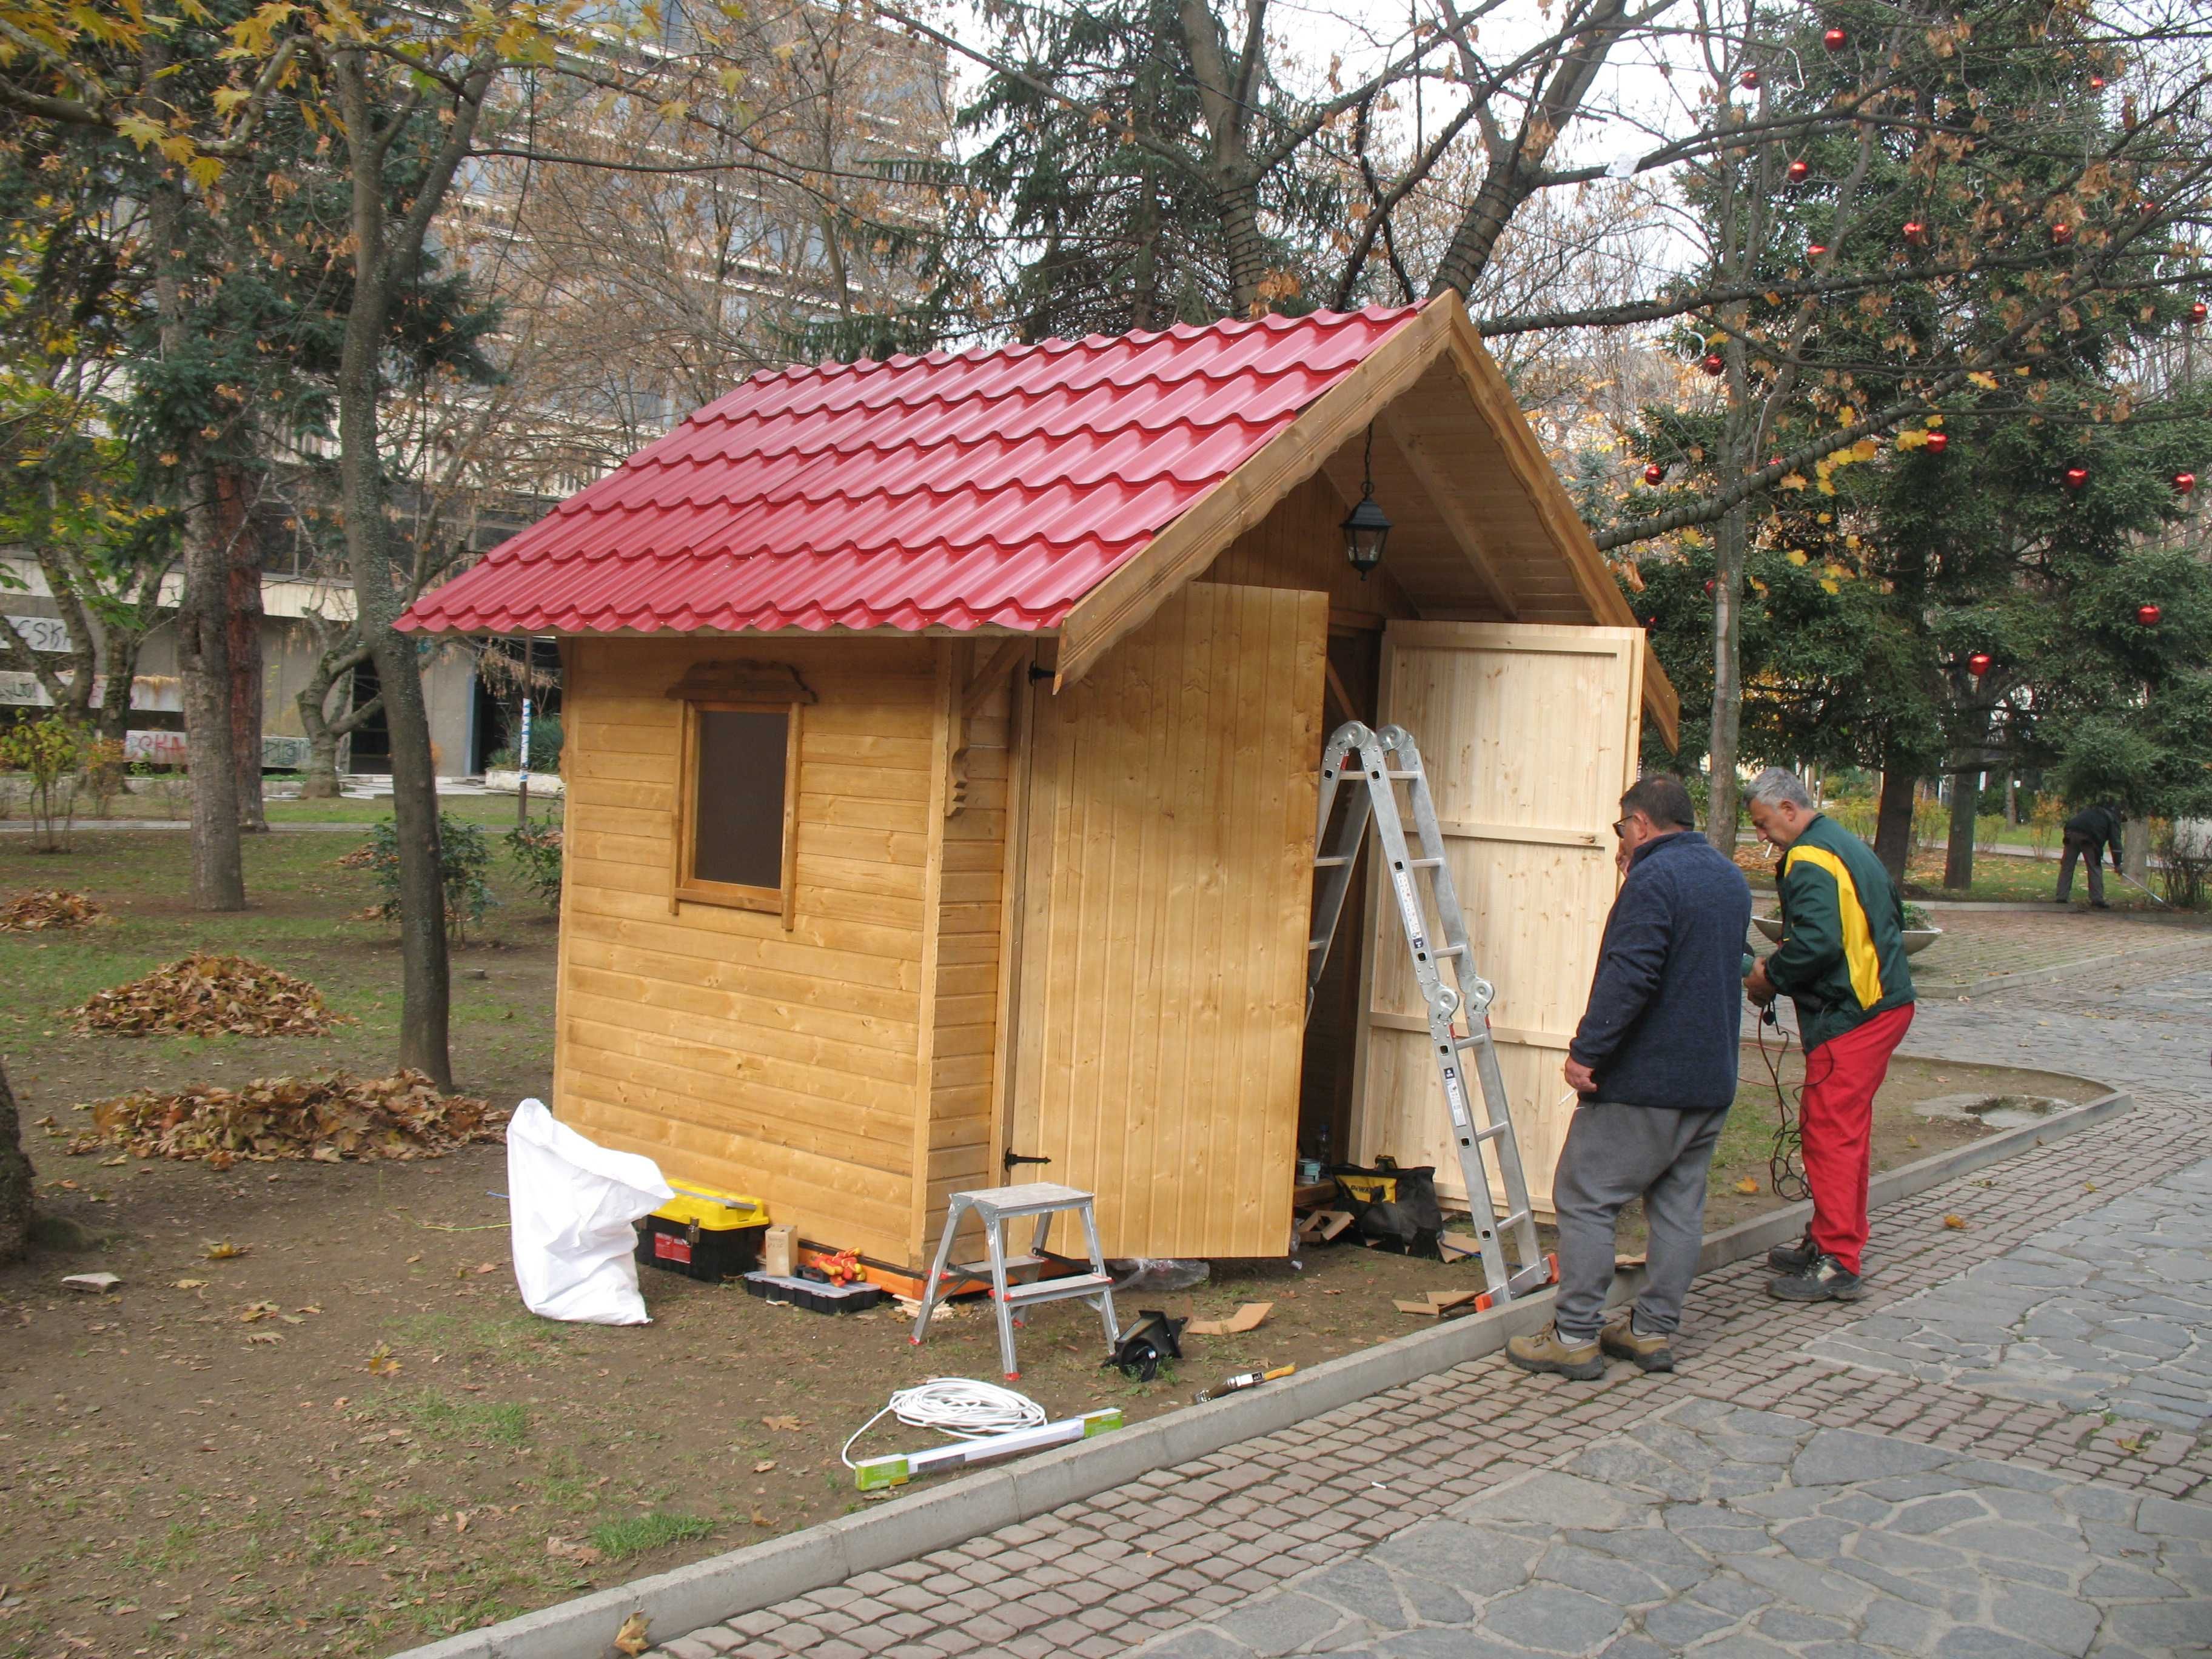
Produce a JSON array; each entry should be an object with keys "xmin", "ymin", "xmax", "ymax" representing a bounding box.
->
[{"xmin": 839, "ymin": 1377, "xmax": 1047, "ymax": 1469}]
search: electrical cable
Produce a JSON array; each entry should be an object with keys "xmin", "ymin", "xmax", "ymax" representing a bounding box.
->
[
  {"xmin": 1756, "ymin": 1010, "xmax": 1810, "ymax": 1203},
  {"xmin": 840, "ymin": 1378, "xmax": 1047, "ymax": 1470}
]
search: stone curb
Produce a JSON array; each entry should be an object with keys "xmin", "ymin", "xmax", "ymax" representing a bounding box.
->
[{"xmin": 393, "ymin": 1087, "xmax": 2132, "ymax": 1659}]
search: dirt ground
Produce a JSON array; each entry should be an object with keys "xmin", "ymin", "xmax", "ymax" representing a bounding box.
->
[{"xmin": 0, "ymin": 828, "xmax": 2110, "ymax": 1658}]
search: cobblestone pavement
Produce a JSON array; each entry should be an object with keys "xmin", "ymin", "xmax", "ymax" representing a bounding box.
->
[
  {"xmin": 1173, "ymin": 1406, "xmax": 2212, "ymax": 1659},
  {"xmin": 1825, "ymin": 908, "xmax": 2208, "ymax": 996},
  {"xmin": 1808, "ymin": 1158, "xmax": 2212, "ymax": 1432},
  {"xmin": 654, "ymin": 947, "xmax": 2212, "ymax": 1659}
]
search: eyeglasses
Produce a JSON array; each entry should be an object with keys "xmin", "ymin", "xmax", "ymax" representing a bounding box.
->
[{"xmin": 1612, "ymin": 818, "xmax": 1632, "ymax": 838}]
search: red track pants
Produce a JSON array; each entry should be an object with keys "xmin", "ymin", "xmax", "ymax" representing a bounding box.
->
[{"xmin": 1800, "ymin": 1002, "xmax": 1915, "ymax": 1275}]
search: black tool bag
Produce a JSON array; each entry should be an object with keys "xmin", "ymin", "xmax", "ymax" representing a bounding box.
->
[{"xmin": 1325, "ymin": 1156, "xmax": 1444, "ymax": 1256}]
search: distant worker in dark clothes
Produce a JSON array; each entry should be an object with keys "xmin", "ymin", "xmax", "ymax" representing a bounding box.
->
[
  {"xmin": 1507, "ymin": 774, "xmax": 1753, "ymax": 1382},
  {"xmin": 2056, "ymin": 802, "xmax": 2124, "ymax": 909},
  {"xmin": 1742, "ymin": 768, "xmax": 1915, "ymax": 1304}
]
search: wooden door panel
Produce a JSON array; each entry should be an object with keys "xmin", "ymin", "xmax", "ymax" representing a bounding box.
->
[
  {"xmin": 1011, "ymin": 583, "xmax": 1327, "ymax": 1257},
  {"xmin": 1356, "ymin": 622, "xmax": 1644, "ymax": 1215}
]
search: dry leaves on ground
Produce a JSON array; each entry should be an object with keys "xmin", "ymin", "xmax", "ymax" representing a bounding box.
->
[
  {"xmin": 0, "ymin": 888, "xmax": 107, "ymax": 931},
  {"xmin": 68, "ymin": 951, "xmax": 350, "ymax": 1037},
  {"xmin": 332, "ymin": 844, "xmax": 378, "ymax": 868},
  {"xmin": 69, "ymin": 1070, "xmax": 505, "ymax": 1168}
]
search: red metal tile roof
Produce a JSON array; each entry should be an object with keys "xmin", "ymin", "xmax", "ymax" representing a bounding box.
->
[{"xmin": 396, "ymin": 305, "xmax": 1423, "ymax": 637}]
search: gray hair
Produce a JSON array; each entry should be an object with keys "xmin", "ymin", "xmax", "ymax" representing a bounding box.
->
[{"xmin": 1746, "ymin": 767, "xmax": 1815, "ymax": 811}]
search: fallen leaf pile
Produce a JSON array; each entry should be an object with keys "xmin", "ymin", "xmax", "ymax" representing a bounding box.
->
[
  {"xmin": 69, "ymin": 951, "xmax": 349, "ymax": 1037},
  {"xmin": 333, "ymin": 844, "xmax": 378, "ymax": 869},
  {"xmin": 69, "ymin": 1070, "xmax": 505, "ymax": 1168},
  {"xmin": 0, "ymin": 888, "xmax": 106, "ymax": 931}
]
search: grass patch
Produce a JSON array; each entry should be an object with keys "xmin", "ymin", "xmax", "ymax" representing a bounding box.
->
[
  {"xmin": 586, "ymin": 1512, "xmax": 714, "ymax": 1560},
  {"xmin": 404, "ymin": 1390, "xmax": 532, "ymax": 1447}
]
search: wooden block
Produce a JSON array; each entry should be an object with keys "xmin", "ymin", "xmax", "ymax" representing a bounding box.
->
[
  {"xmin": 1187, "ymin": 1301, "xmax": 1273, "ymax": 1336},
  {"xmin": 762, "ymin": 1225, "xmax": 797, "ymax": 1278}
]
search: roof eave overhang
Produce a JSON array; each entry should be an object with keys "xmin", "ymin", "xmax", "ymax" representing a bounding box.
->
[{"xmin": 1050, "ymin": 291, "xmax": 1680, "ymax": 752}]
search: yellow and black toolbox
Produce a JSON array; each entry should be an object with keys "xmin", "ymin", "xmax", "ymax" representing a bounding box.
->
[{"xmin": 634, "ymin": 1182, "xmax": 769, "ymax": 1282}]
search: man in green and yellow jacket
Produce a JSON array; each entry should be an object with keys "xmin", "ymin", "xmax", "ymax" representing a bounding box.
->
[{"xmin": 1743, "ymin": 768, "xmax": 1915, "ymax": 1304}]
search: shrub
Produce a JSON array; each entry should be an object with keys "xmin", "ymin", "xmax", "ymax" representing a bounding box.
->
[
  {"xmin": 0, "ymin": 714, "xmax": 87, "ymax": 851},
  {"xmin": 360, "ymin": 814, "xmax": 497, "ymax": 941},
  {"xmin": 2028, "ymin": 795, "xmax": 2063, "ymax": 857},
  {"xmin": 2153, "ymin": 818, "xmax": 2212, "ymax": 911},
  {"xmin": 505, "ymin": 820, "xmax": 563, "ymax": 913},
  {"xmin": 485, "ymin": 711, "xmax": 563, "ymax": 775}
]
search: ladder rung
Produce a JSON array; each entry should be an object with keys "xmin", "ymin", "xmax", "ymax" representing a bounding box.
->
[
  {"xmin": 1385, "ymin": 769, "xmax": 1421, "ymax": 779},
  {"xmin": 1462, "ymin": 1124, "xmax": 1509, "ymax": 1143},
  {"xmin": 1309, "ymin": 936, "xmax": 1332, "ymax": 950},
  {"xmin": 1316, "ymin": 854, "xmax": 1352, "ymax": 868},
  {"xmin": 998, "ymin": 1273, "xmax": 1113, "ymax": 1306},
  {"xmin": 1435, "ymin": 943, "xmax": 1466, "ymax": 956},
  {"xmin": 948, "ymin": 1253, "xmax": 1048, "ymax": 1277},
  {"xmin": 1407, "ymin": 857, "xmax": 1444, "ymax": 869}
]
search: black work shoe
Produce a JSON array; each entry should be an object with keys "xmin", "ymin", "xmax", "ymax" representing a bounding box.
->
[
  {"xmin": 2092, "ymin": 900, "xmax": 2112, "ymax": 910},
  {"xmin": 1766, "ymin": 1234, "xmax": 1818, "ymax": 1273},
  {"xmin": 1768, "ymin": 1253, "xmax": 1866, "ymax": 1302}
]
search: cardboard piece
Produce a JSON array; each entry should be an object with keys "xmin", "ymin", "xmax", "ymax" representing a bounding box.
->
[
  {"xmin": 1438, "ymin": 1232, "xmax": 1483, "ymax": 1262},
  {"xmin": 62, "ymin": 1272, "xmax": 120, "ymax": 1294},
  {"xmin": 1296, "ymin": 1210, "xmax": 1355, "ymax": 1244},
  {"xmin": 762, "ymin": 1225, "xmax": 797, "ymax": 1278},
  {"xmin": 1186, "ymin": 1301, "xmax": 1272, "ymax": 1336},
  {"xmin": 1393, "ymin": 1287, "xmax": 1488, "ymax": 1318}
]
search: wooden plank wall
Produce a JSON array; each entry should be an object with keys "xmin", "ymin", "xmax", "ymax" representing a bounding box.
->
[
  {"xmin": 1010, "ymin": 583, "xmax": 1327, "ymax": 1258},
  {"xmin": 1198, "ymin": 472, "xmax": 1421, "ymax": 624},
  {"xmin": 1357, "ymin": 623, "xmax": 1643, "ymax": 1218},
  {"xmin": 918, "ymin": 652, "xmax": 1014, "ymax": 1261},
  {"xmin": 557, "ymin": 635, "xmax": 939, "ymax": 1266}
]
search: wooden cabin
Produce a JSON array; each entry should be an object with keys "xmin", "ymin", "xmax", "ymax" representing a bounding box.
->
[{"xmin": 398, "ymin": 294, "xmax": 1680, "ymax": 1271}]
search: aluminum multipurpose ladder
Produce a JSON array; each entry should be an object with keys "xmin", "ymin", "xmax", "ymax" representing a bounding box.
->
[{"xmin": 1307, "ymin": 722, "xmax": 1550, "ymax": 1305}]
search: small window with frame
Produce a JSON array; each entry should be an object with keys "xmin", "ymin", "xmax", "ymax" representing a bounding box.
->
[{"xmin": 669, "ymin": 662, "xmax": 814, "ymax": 925}]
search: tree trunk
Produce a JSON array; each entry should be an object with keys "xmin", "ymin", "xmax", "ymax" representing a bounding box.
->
[
  {"xmin": 2005, "ymin": 773, "xmax": 2019, "ymax": 826},
  {"xmin": 1874, "ymin": 758, "xmax": 1918, "ymax": 882},
  {"xmin": 177, "ymin": 458, "xmax": 246, "ymax": 909},
  {"xmin": 301, "ymin": 718, "xmax": 343, "ymax": 797},
  {"xmin": 2123, "ymin": 817, "xmax": 2150, "ymax": 884},
  {"xmin": 1943, "ymin": 765, "xmax": 1980, "ymax": 892},
  {"xmin": 333, "ymin": 50, "xmax": 456, "ymax": 1087},
  {"xmin": 1703, "ymin": 504, "xmax": 1748, "ymax": 854},
  {"xmin": 152, "ymin": 171, "xmax": 245, "ymax": 911},
  {"xmin": 0, "ymin": 1056, "xmax": 31, "ymax": 1265},
  {"xmin": 222, "ymin": 467, "xmax": 267, "ymax": 832}
]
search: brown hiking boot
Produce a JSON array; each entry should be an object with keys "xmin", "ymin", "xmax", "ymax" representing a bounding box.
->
[
  {"xmin": 1505, "ymin": 1322, "xmax": 1605, "ymax": 1381},
  {"xmin": 1600, "ymin": 1315, "xmax": 1675, "ymax": 1373}
]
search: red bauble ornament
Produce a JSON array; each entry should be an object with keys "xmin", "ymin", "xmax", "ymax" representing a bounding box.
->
[
  {"xmin": 2090, "ymin": 75, "xmax": 2106, "ymax": 89},
  {"xmin": 1701, "ymin": 352, "xmax": 1726, "ymax": 377},
  {"xmin": 1902, "ymin": 220, "xmax": 1928, "ymax": 246},
  {"xmin": 1966, "ymin": 652, "xmax": 1992, "ymax": 677},
  {"xmin": 2175, "ymin": 472, "xmax": 2197, "ymax": 495},
  {"xmin": 1823, "ymin": 27, "xmax": 1848, "ymax": 50},
  {"xmin": 2064, "ymin": 466, "xmax": 2090, "ymax": 491},
  {"xmin": 1808, "ymin": 243, "xmax": 1829, "ymax": 258},
  {"xmin": 1642, "ymin": 616, "xmax": 1658, "ymax": 636},
  {"xmin": 1740, "ymin": 69, "xmax": 1760, "ymax": 89},
  {"xmin": 1644, "ymin": 463, "xmax": 1665, "ymax": 485},
  {"xmin": 2192, "ymin": 301, "xmax": 2210, "ymax": 324},
  {"xmin": 1925, "ymin": 432, "xmax": 1948, "ymax": 454},
  {"xmin": 2051, "ymin": 223, "xmax": 2074, "ymax": 246},
  {"xmin": 1703, "ymin": 579, "xmax": 1716, "ymax": 595},
  {"xmin": 1788, "ymin": 159, "xmax": 1811, "ymax": 184},
  {"xmin": 2136, "ymin": 603, "xmax": 2163, "ymax": 627}
]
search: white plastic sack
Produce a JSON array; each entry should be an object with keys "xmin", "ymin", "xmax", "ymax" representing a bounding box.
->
[{"xmin": 506, "ymin": 1099, "xmax": 674, "ymax": 1325}]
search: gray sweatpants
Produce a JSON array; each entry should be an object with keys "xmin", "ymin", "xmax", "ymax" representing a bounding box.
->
[{"xmin": 1551, "ymin": 1100, "xmax": 1727, "ymax": 1344}]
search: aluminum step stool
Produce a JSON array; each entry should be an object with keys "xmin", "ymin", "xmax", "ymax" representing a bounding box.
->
[{"xmin": 910, "ymin": 1183, "xmax": 1121, "ymax": 1379}]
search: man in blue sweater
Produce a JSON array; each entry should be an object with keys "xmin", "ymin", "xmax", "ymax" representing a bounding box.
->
[{"xmin": 1507, "ymin": 774, "xmax": 1754, "ymax": 1381}]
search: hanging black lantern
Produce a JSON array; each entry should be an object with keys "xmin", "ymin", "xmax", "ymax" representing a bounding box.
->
[{"xmin": 1342, "ymin": 425, "xmax": 1392, "ymax": 580}]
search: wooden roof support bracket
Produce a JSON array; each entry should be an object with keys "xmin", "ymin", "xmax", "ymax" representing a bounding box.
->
[
  {"xmin": 946, "ymin": 637, "xmax": 1035, "ymax": 817},
  {"xmin": 1374, "ymin": 404, "xmax": 1521, "ymax": 622}
]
